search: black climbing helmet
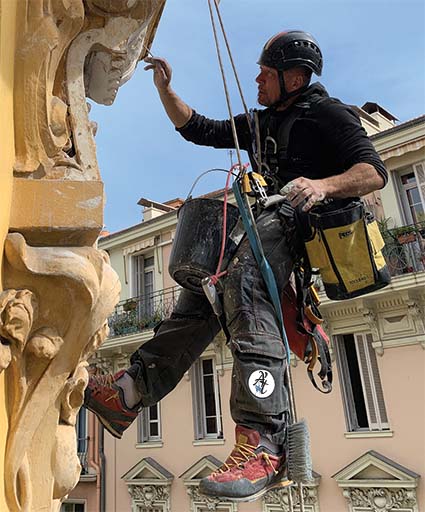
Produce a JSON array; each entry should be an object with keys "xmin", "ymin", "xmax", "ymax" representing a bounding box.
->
[{"xmin": 258, "ymin": 30, "xmax": 323, "ymax": 76}]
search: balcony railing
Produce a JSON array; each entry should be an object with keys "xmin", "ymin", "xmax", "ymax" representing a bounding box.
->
[
  {"xmin": 107, "ymin": 225, "xmax": 424, "ymax": 337},
  {"xmin": 381, "ymin": 223, "xmax": 425, "ymax": 276},
  {"xmin": 76, "ymin": 432, "xmax": 90, "ymax": 475},
  {"xmin": 108, "ymin": 286, "xmax": 181, "ymax": 338}
]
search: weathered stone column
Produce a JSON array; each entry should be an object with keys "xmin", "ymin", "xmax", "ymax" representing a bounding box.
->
[
  {"xmin": 0, "ymin": 1, "xmax": 166, "ymax": 510},
  {"xmin": 0, "ymin": 1, "xmax": 19, "ymax": 509}
]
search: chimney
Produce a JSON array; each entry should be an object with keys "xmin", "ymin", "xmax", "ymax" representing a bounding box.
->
[{"xmin": 137, "ymin": 197, "xmax": 177, "ymax": 222}]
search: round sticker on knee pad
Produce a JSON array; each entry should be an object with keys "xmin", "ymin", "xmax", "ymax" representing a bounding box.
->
[{"xmin": 248, "ymin": 370, "xmax": 275, "ymax": 398}]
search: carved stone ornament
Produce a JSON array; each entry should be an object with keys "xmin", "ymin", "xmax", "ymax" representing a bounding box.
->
[
  {"xmin": 128, "ymin": 484, "xmax": 170, "ymax": 511},
  {"xmin": 186, "ymin": 486, "xmax": 236, "ymax": 512},
  {"xmin": 1, "ymin": 233, "xmax": 120, "ymax": 512},
  {"xmin": 264, "ymin": 485, "xmax": 318, "ymax": 511},
  {"xmin": 345, "ymin": 487, "xmax": 417, "ymax": 511},
  {"xmin": 14, "ymin": 0, "xmax": 166, "ymax": 180}
]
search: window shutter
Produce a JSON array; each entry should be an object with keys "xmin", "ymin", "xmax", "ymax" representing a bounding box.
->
[
  {"xmin": 366, "ymin": 334, "xmax": 389, "ymax": 428},
  {"xmin": 413, "ymin": 162, "xmax": 425, "ymax": 208},
  {"xmin": 355, "ymin": 334, "xmax": 389, "ymax": 430},
  {"xmin": 133, "ymin": 254, "xmax": 144, "ymax": 297},
  {"xmin": 191, "ymin": 361, "xmax": 203, "ymax": 440},
  {"xmin": 355, "ymin": 334, "xmax": 379, "ymax": 429},
  {"xmin": 137, "ymin": 409, "xmax": 148, "ymax": 443}
]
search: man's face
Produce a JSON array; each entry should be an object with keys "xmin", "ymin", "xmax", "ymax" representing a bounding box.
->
[{"xmin": 256, "ymin": 65, "xmax": 281, "ymax": 106}]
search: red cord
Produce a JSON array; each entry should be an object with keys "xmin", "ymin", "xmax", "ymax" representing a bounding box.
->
[{"xmin": 209, "ymin": 163, "xmax": 249, "ymax": 286}]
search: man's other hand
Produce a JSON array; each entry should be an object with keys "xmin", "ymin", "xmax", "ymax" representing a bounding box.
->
[
  {"xmin": 144, "ymin": 57, "xmax": 172, "ymax": 92},
  {"xmin": 282, "ymin": 177, "xmax": 327, "ymax": 212}
]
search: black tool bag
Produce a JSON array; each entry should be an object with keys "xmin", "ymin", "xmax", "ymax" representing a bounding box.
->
[{"xmin": 304, "ymin": 200, "xmax": 391, "ymax": 300}]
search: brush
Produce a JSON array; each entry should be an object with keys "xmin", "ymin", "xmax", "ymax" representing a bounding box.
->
[{"xmin": 287, "ymin": 418, "xmax": 313, "ymax": 483}]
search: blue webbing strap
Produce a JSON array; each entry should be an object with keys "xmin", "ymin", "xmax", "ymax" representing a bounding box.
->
[{"xmin": 232, "ymin": 180, "xmax": 291, "ymax": 358}]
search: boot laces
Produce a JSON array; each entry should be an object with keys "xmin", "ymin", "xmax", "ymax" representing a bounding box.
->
[
  {"xmin": 216, "ymin": 440, "xmax": 279, "ymax": 475},
  {"xmin": 89, "ymin": 373, "xmax": 121, "ymax": 401}
]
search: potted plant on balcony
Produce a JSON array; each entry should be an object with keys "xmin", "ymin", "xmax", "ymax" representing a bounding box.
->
[
  {"xmin": 123, "ymin": 298, "xmax": 138, "ymax": 312},
  {"xmin": 397, "ymin": 226, "xmax": 416, "ymax": 245}
]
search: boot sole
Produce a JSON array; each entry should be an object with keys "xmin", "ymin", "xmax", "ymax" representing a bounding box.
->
[
  {"xmin": 200, "ymin": 478, "xmax": 293, "ymax": 503},
  {"xmin": 85, "ymin": 405, "xmax": 123, "ymax": 439}
]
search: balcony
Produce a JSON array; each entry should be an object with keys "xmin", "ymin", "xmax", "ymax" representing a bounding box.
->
[
  {"xmin": 381, "ymin": 223, "xmax": 425, "ymax": 276},
  {"xmin": 108, "ymin": 286, "xmax": 181, "ymax": 338}
]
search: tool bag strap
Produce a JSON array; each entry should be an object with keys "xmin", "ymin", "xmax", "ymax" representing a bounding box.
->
[{"xmin": 251, "ymin": 94, "xmax": 325, "ymax": 180}]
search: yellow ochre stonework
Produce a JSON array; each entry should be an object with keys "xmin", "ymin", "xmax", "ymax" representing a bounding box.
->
[
  {"xmin": 0, "ymin": 0, "xmax": 18, "ymax": 509},
  {"xmin": 0, "ymin": 0, "xmax": 166, "ymax": 510}
]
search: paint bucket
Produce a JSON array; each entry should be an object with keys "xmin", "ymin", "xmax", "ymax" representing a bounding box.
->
[{"xmin": 169, "ymin": 198, "xmax": 240, "ymax": 293}]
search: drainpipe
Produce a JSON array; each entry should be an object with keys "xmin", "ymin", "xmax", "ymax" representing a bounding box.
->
[
  {"xmin": 87, "ymin": 414, "xmax": 102, "ymax": 512},
  {"xmin": 99, "ymin": 423, "xmax": 106, "ymax": 512}
]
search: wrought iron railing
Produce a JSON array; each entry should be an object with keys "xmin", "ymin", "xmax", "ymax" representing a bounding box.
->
[
  {"xmin": 108, "ymin": 286, "xmax": 181, "ymax": 338},
  {"xmin": 107, "ymin": 225, "xmax": 424, "ymax": 334},
  {"xmin": 77, "ymin": 437, "xmax": 89, "ymax": 475},
  {"xmin": 381, "ymin": 223, "xmax": 425, "ymax": 276},
  {"xmin": 77, "ymin": 447, "xmax": 89, "ymax": 475}
]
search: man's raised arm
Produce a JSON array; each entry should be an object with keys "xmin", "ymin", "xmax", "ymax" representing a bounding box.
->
[{"xmin": 144, "ymin": 57, "xmax": 192, "ymax": 128}]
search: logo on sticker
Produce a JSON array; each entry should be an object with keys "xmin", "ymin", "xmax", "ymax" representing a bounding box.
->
[{"xmin": 248, "ymin": 370, "xmax": 275, "ymax": 398}]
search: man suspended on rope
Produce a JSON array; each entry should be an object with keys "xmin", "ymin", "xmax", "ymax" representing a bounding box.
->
[{"xmin": 84, "ymin": 31, "xmax": 387, "ymax": 502}]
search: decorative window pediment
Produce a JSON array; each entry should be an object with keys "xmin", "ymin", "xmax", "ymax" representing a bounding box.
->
[
  {"xmin": 122, "ymin": 457, "xmax": 173, "ymax": 512},
  {"xmin": 333, "ymin": 450, "xmax": 420, "ymax": 512},
  {"xmin": 180, "ymin": 456, "xmax": 237, "ymax": 512},
  {"xmin": 262, "ymin": 471, "xmax": 321, "ymax": 512}
]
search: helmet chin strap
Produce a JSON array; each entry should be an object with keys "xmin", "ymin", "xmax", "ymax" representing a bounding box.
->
[{"xmin": 271, "ymin": 71, "xmax": 308, "ymax": 108}]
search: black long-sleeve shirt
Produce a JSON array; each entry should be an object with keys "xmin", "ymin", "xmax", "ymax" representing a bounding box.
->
[{"xmin": 177, "ymin": 83, "xmax": 388, "ymax": 189}]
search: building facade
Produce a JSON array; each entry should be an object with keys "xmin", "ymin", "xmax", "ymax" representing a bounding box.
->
[{"xmin": 66, "ymin": 109, "xmax": 425, "ymax": 512}]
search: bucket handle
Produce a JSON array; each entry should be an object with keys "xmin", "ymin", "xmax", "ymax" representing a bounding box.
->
[{"xmin": 186, "ymin": 168, "xmax": 238, "ymax": 200}]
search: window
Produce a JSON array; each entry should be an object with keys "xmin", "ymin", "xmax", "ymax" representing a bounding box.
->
[
  {"xmin": 398, "ymin": 164, "xmax": 425, "ymax": 224},
  {"xmin": 133, "ymin": 254, "xmax": 155, "ymax": 318},
  {"xmin": 335, "ymin": 333, "xmax": 389, "ymax": 432},
  {"xmin": 61, "ymin": 503, "xmax": 85, "ymax": 512},
  {"xmin": 192, "ymin": 357, "xmax": 223, "ymax": 440},
  {"xmin": 138, "ymin": 403, "xmax": 161, "ymax": 443},
  {"xmin": 76, "ymin": 408, "xmax": 88, "ymax": 474}
]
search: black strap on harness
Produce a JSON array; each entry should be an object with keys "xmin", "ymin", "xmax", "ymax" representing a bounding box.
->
[
  {"xmin": 248, "ymin": 94, "xmax": 333, "ymax": 393},
  {"xmin": 293, "ymin": 263, "xmax": 333, "ymax": 394}
]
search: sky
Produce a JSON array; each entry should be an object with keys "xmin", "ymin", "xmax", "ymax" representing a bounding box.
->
[{"xmin": 90, "ymin": 0, "xmax": 425, "ymax": 234}]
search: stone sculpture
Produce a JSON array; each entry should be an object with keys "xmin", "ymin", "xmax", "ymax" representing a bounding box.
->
[{"xmin": 0, "ymin": 0, "xmax": 166, "ymax": 510}]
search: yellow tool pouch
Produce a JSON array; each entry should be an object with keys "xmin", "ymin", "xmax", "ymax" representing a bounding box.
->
[{"xmin": 305, "ymin": 201, "xmax": 391, "ymax": 300}]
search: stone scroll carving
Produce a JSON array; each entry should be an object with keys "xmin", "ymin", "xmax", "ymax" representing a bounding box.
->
[
  {"xmin": 344, "ymin": 487, "xmax": 418, "ymax": 511},
  {"xmin": 0, "ymin": 233, "xmax": 120, "ymax": 512},
  {"xmin": 14, "ymin": 0, "xmax": 166, "ymax": 180}
]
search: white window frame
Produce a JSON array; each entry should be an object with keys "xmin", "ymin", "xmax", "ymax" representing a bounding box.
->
[
  {"xmin": 76, "ymin": 407, "xmax": 88, "ymax": 454},
  {"xmin": 335, "ymin": 333, "xmax": 390, "ymax": 432},
  {"xmin": 132, "ymin": 253, "xmax": 155, "ymax": 295},
  {"xmin": 130, "ymin": 252, "xmax": 157, "ymax": 329},
  {"xmin": 396, "ymin": 163, "xmax": 425, "ymax": 225},
  {"xmin": 135, "ymin": 506, "xmax": 165, "ymax": 512},
  {"xmin": 191, "ymin": 357, "xmax": 223, "ymax": 440},
  {"xmin": 138, "ymin": 403, "xmax": 162, "ymax": 443},
  {"xmin": 60, "ymin": 500, "xmax": 86, "ymax": 512}
]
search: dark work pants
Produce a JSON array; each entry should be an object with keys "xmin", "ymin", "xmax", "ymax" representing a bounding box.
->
[{"xmin": 127, "ymin": 205, "xmax": 298, "ymax": 444}]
